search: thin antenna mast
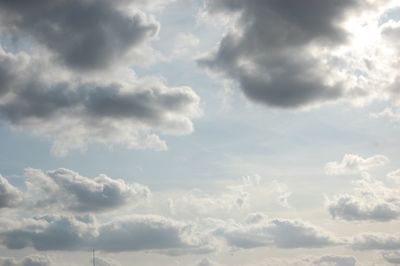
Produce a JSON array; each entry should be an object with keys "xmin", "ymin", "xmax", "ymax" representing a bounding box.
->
[{"xmin": 93, "ymin": 249, "xmax": 96, "ymax": 266}]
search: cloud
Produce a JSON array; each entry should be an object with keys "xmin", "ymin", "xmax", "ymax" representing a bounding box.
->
[
  {"xmin": 380, "ymin": 20, "xmax": 400, "ymax": 107},
  {"xmin": 311, "ymin": 255, "xmax": 356, "ymax": 266},
  {"xmin": 213, "ymin": 213, "xmax": 339, "ymax": 249},
  {"xmin": 234, "ymin": 255, "xmax": 357, "ymax": 266},
  {"xmin": 324, "ymin": 154, "xmax": 389, "ymax": 175},
  {"xmin": 198, "ymin": 0, "xmax": 373, "ymax": 108},
  {"xmin": 387, "ymin": 169, "xmax": 400, "ymax": 182},
  {"xmin": 0, "ymin": 174, "xmax": 22, "ymax": 208},
  {"xmin": 327, "ymin": 174, "xmax": 400, "ymax": 221},
  {"xmin": 0, "ymin": 48, "xmax": 201, "ymax": 156},
  {"xmin": 1, "ymin": 214, "xmax": 98, "ymax": 251},
  {"xmin": 195, "ymin": 258, "xmax": 220, "ymax": 266},
  {"xmin": 0, "ymin": 0, "xmax": 202, "ymax": 156},
  {"xmin": 0, "ymin": 214, "xmax": 211, "ymax": 254},
  {"xmin": 370, "ymin": 107, "xmax": 400, "ymax": 122},
  {"xmin": 165, "ymin": 175, "xmax": 291, "ymax": 218},
  {"xmin": 24, "ymin": 168, "xmax": 150, "ymax": 212},
  {"xmin": 0, "ymin": 255, "xmax": 52, "ymax": 266},
  {"xmin": 382, "ymin": 251, "xmax": 400, "ymax": 264},
  {"xmin": 0, "ymin": 0, "xmax": 159, "ymax": 71},
  {"xmin": 351, "ymin": 232, "xmax": 400, "ymax": 250}
]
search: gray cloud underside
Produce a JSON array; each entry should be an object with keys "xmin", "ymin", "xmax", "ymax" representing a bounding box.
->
[
  {"xmin": 0, "ymin": 214, "xmax": 209, "ymax": 254},
  {"xmin": 0, "ymin": 49, "xmax": 201, "ymax": 155},
  {"xmin": 199, "ymin": 0, "xmax": 366, "ymax": 108},
  {"xmin": 382, "ymin": 251, "xmax": 400, "ymax": 264},
  {"xmin": 351, "ymin": 233, "xmax": 400, "ymax": 250},
  {"xmin": 328, "ymin": 194, "xmax": 400, "ymax": 222},
  {"xmin": 214, "ymin": 213, "xmax": 339, "ymax": 249},
  {"xmin": 328, "ymin": 177, "xmax": 400, "ymax": 222},
  {"xmin": 0, "ymin": 49, "xmax": 198, "ymax": 126},
  {"xmin": 24, "ymin": 168, "xmax": 150, "ymax": 212},
  {"xmin": 0, "ymin": 0, "xmax": 201, "ymax": 155},
  {"xmin": 0, "ymin": 0, "xmax": 158, "ymax": 71}
]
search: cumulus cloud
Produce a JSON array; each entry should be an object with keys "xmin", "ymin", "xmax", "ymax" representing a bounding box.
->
[
  {"xmin": 0, "ymin": 0, "xmax": 159, "ymax": 71},
  {"xmin": 0, "ymin": 48, "xmax": 201, "ymax": 156},
  {"xmin": 213, "ymin": 213, "xmax": 339, "ymax": 249},
  {"xmin": 327, "ymin": 173, "xmax": 400, "ymax": 221},
  {"xmin": 24, "ymin": 168, "xmax": 150, "ymax": 213},
  {"xmin": 0, "ymin": 174, "xmax": 22, "ymax": 208},
  {"xmin": 199, "ymin": 0, "xmax": 381, "ymax": 108},
  {"xmin": 380, "ymin": 19, "xmax": 400, "ymax": 106},
  {"xmin": 324, "ymin": 154, "xmax": 389, "ymax": 175},
  {"xmin": 387, "ymin": 169, "xmax": 400, "ymax": 182},
  {"xmin": 0, "ymin": 0, "xmax": 201, "ymax": 156},
  {"xmin": 199, "ymin": 0, "xmax": 400, "ymax": 110},
  {"xmin": 0, "ymin": 214, "xmax": 211, "ymax": 254},
  {"xmin": 382, "ymin": 251, "xmax": 400, "ymax": 264},
  {"xmin": 0, "ymin": 255, "xmax": 52, "ymax": 266},
  {"xmin": 351, "ymin": 233, "xmax": 400, "ymax": 250}
]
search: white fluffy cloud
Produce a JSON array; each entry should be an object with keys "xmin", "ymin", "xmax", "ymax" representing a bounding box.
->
[
  {"xmin": 213, "ymin": 213, "xmax": 339, "ymax": 249},
  {"xmin": 327, "ymin": 172, "xmax": 400, "ymax": 221},
  {"xmin": 0, "ymin": 255, "xmax": 52, "ymax": 266},
  {"xmin": 325, "ymin": 154, "xmax": 389, "ymax": 175},
  {"xmin": 351, "ymin": 233, "xmax": 400, "ymax": 250},
  {"xmin": 23, "ymin": 168, "xmax": 150, "ymax": 212},
  {"xmin": 0, "ymin": 174, "xmax": 22, "ymax": 208}
]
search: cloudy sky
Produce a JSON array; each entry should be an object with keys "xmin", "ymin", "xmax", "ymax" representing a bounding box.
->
[{"xmin": 1, "ymin": 0, "xmax": 400, "ymax": 265}]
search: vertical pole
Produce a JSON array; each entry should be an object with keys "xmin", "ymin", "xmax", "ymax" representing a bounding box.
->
[{"xmin": 93, "ymin": 249, "xmax": 95, "ymax": 266}]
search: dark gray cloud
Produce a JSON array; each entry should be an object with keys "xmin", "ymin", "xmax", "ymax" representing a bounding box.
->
[
  {"xmin": 0, "ymin": 214, "xmax": 211, "ymax": 254},
  {"xmin": 24, "ymin": 168, "xmax": 150, "ymax": 212},
  {"xmin": 0, "ymin": 0, "xmax": 158, "ymax": 71},
  {"xmin": 0, "ymin": 0, "xmax": 201, "ymax": 156},
  {"xmin": 1, "ymin": 214, "xmax": 97, "ymax": 251},
  {"xmin": 0, "ymin": 49, "xmax": 201, "ymax": 156},
  {"xmin": 0, "ymin": 175, "xmax": 22, "ymax": 208},
  {"xmin": 214, "ymin": 213, "xmax": 339, "ymax": 249},
  {"xmin": 96, "ymin": 215, "xmax": 204, "ymax": 252},
  {"xmin": 0, "ymin": 255, "xmax": 52, "ymax": 266},
  {"xmin": 199, "ymin": 0, "xmax": 365, "ymax": 108}
]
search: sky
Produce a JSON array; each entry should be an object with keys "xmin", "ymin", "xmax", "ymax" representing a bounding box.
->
[{"xmin": 1, "ymin": 0, "xmax": 400, "ymax": 265}]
